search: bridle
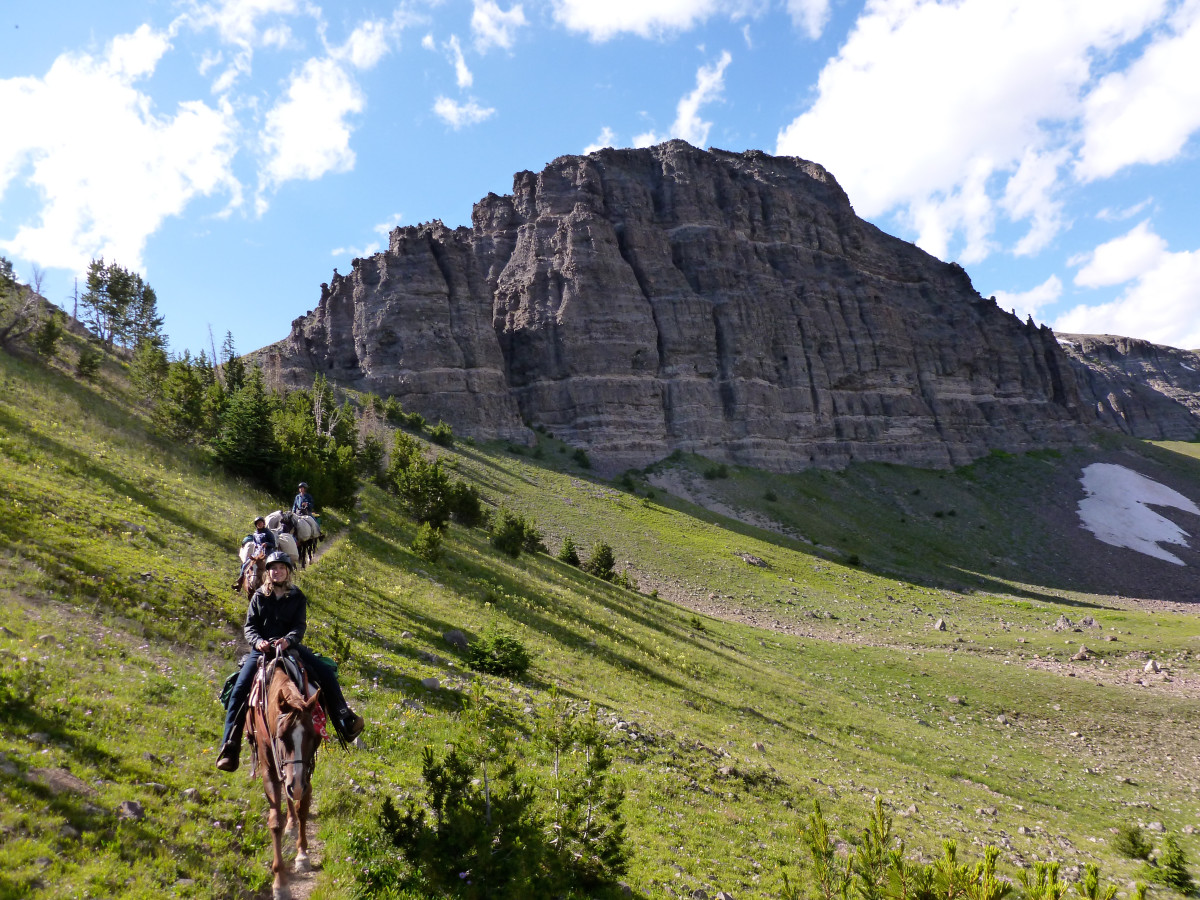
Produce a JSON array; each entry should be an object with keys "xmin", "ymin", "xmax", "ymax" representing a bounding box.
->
[{"xmin": 272, "ymin": 712, "xmax": 308, "ymax": 784}]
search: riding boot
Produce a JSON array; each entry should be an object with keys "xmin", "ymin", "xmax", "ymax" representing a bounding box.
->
[
  {"xmin": 216, "ymin": 700, "xmax": 250, "ymax": 772},
  {"xmin": 216, "ymin": 729, "xmax": 242, "ymax": 771}
]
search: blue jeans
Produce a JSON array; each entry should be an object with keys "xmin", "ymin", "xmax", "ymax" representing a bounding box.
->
[{"xmin": 219, "ymin": 646, "xmax": 349, "ymax": 748}]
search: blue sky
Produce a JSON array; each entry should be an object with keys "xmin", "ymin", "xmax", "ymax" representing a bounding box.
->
[{"xmin": 3, "ymin": 0, "xmax": 1200, "ymax": 357}]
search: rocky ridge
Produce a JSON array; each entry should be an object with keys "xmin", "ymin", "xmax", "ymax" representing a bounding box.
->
[
  {"xmin": 1058, "ymin": 334, "xmax": 1200, "ymax": 441},
  {"xmin": 256, "ymin": 141, "xmax": 1131, "ymax": 473}
]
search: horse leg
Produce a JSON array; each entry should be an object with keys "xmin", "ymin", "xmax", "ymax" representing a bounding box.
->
[
  {"xmin": 293, "ymin": 785, "xmax": 312, "ymax": 873},
  {"xmin": 268, "ymin": 793, "xmax": 291, "ymax": 900}
]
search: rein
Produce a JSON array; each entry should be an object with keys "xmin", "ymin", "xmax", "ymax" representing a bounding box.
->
[{"xmin": 254, "ymin": 652, "xmax": 317, "ymax": 784}]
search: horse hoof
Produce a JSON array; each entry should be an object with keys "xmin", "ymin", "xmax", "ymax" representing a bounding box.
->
[
  {"xmin": 284, "ymin": 819, "xmax": 296, "ymax": 836},
  {"xmin": 272, "ymin": 886, "xmax": 291, "ymax": 900},
  {"xmin": 294, "ymin": 853, "xmax": 311, "ymax": 874}
]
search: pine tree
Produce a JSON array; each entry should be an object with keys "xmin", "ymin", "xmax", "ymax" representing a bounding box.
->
[
  {"xmin": 557, "ymin": 536, "xmax": 581, "ymax": 567},
  {"xmin": 153, "ymin": 353, "xmax": 205, "ymax": 440},
  {"xmin": 584, "ymin": 542, "xmax": 616, "ymax": 581},
  {"xmin": 33, "ymin": 310, "xmax": 65, "ymax": 358},
  {"xmin": 213, "ymin": 366, "xmax": 280, "ymax": 483},
  {"xmin": 130, "ymin": 339, "xmax": 169, "ymax": 401},
  {"xmin": 80, "ymin": 259, "xmax": 162, "ymax": 349}
]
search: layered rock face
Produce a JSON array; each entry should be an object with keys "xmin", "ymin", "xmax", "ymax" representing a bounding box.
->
[
  {"xmin": 257, "ymin": 141, "xmax": 1098, "ymax": 473},
  {"xmin": 1058, "ymin": 334, "xmax": 1200, "ymax": 440}
]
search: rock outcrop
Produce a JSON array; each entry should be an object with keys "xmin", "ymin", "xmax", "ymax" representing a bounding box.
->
[
  {"xmin": 256, "ymin": 141, "xmax": 1101, "ymax": 473},
  {"xmin": 1057, "ymin": 334, "xmax": 1200, "ymax": 441}
]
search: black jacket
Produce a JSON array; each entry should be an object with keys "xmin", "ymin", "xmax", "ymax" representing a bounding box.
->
[{"xmin": 244, "ymin": 586, "xmax": 307, "ymax": 648}]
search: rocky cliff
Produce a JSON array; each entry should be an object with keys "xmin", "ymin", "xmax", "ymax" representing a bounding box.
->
[
  {"xmin": 1058, "ymin": 334, "xmax": 1200, "ymax": 441},
  {"xmin": 256, "ymin": 141, "xmax": 1102, "ymax": 473}
]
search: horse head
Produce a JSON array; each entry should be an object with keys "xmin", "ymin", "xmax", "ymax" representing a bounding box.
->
[{"xmin": 274, "ymin": 679, "xmax": 322, "ymax": 804}]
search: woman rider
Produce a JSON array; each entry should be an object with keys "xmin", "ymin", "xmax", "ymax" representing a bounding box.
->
[{"xmin": 216, "ymin": 551, "xmax": 364, "ymax": 771}]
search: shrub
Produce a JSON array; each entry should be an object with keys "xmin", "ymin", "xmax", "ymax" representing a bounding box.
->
[
  {"xmin": 763, "ymin": 489, "xmax": 778, "ymax": 502},
  {"xmin": 702, "ymin": 462, "xmax": 729, "ymax": 480},
  {"xmin": 572, "ymin": 447, "xmax": 590, "ymax": 469},
  {"xmin": 410, "ymin": 522, "xmax": 443, "ymax": 563},
  {"xmin": 76, "ymin": 343, "xmax": 102, "ymax": 380},
  {"xmin": 379, "ymin": 742, "xmax": 540, "ymax": 899},
  {"xmin": 386, "ymin": 431, "xmax": 421, "ymax": 478},
  {"xmin": 33, "ymin": 310, "xmax": 64, "ymax": 357},
  {"xmin": 382, "ymin": 395, "xmax": 404, "ymax": 425},
  {"xmin": 393, "ymin": 457, "xmax": 452, "ymax": 528},
  {"xmin": 491, "ymin": 509, "xmax": 527, "ymax": 558},
  {"xmin": 1113, "ymin": 823, "xmax": 1153, "ymax": 860},
  {"xmin": 557, "ymin": 536, "xmax": 581, "ymax": 567},
  {"xmin": 357, "ymin": 433, "xmax": 386, "ymax": 482},
  {"xmin": 403, "ymin": 411, "xmax": 426, "ymax": 431},
  {"xmin": 522, "ymin": 519, "xmax": 547, "ymax": 554},
  {"xmin": 448, "ymin": 480, "xmax": 484, "ymax": 527},
  {"xmin": 584, "ymin": 542, "xmax": 615, "ymax": 581},
  {"xmin": 466, "ymin": 630, "xmax": 531, "ymax": 678},
  {"xmin": 1144, "ymin": 835, "xmax": 1195, "ymax": 893},
  {"xmin": 429, "ymin": 420, "xmax": 454, "ymax": 447}
]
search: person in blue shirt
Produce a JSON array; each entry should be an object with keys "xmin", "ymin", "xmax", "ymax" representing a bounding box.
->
[
  {"xmin": 292, "ymin": 482, "xmax": 316, "ymax": 516},
  {"xmin": 216, "ymin": 551, "xmax": 364, "ymax": 772},
  {"xmin": 232, "ymin": 517, "xmax": 276, "ymax": 592}
]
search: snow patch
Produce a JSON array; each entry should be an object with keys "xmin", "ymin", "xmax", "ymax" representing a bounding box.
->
[{"xmin": 1077, "ymin": 463, "xmax": 1199, "ymax": 565}]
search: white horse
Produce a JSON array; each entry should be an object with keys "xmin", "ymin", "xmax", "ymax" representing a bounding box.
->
[
  {"xmin": 274, "ymin": 532, "xmax": 300, "ymax": 568},
  {"xmin": 263, "ymin": 510, "xmax": 320, "ymax": 567}
]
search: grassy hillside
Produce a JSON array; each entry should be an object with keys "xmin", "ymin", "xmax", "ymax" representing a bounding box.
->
[{"xmin": 2, "ymin": 343, "xmax": 1199, "ymax": 899}]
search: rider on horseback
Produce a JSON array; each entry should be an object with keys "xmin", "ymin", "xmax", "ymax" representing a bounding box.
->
[
  {"xmin": 232, "ymin": 516, "xmax": 276, "ymax": 592},
  {"xmin": 216, "ymin": 551, "xmax": 364, "ymax": 772},
  {"xmin": 292, "ymin": 482, "xmax": 316, "ymax": 517}
]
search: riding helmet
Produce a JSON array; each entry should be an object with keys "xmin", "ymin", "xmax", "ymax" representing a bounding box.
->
[
  {"xmin": 264, "ymin": 550, "xmax": 294, "ymax": 570},
  {"xmin": 298, "ymin": 482, "xmax": 309, "ymax": 489}
]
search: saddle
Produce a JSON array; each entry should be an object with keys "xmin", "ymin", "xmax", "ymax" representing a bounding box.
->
[{"xmin": 246, "ymin": 651, "xmax": 329, "ymax": 749}]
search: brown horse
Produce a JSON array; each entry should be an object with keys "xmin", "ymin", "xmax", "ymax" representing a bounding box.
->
[
  {"xmin": 239, "ymin": 543, "xmax": 268, "ymax": 599},
  {"xmin": 246, "ymin": 654, "xmax": 323, "ymax": 899}
]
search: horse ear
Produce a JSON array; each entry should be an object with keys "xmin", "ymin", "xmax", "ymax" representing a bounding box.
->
[{"xmin": 304, "ymin": 689, "xmax": 322, "ymax": 713}]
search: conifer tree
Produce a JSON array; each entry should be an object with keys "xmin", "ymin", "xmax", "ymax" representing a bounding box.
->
[
  {"xmin": 154, "ymin": 353, "xmax": 205, "ymax": 440},
  {"xmin": 213, "ymin": 366, "xmax": 280, "ymax": 482}
]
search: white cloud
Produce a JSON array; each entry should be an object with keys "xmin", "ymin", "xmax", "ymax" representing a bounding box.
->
[
  {"xmin": 784, "ymin": 0, "xmax": 831, "ymax": 39},
  {"xmin": 447, "ymin": 35, "xmax": 473, "ymax": 89},
  {"xmin": 259, "ymin": 57, "xmax": 363, "ymax": 192},
  {"xmin": 1002, "ymin": 147, "xmax": 1069, "ymax": 257},
  {"xmin": 584, "ymin": 127, "xmax": 618, "ymax": 154},
  {"xmin": 1096, "ymin": 198, "xmax": 1153, "ymax": 222},
  {"xmin": 0, "ymin": 25, "xmax": 239, "ymax": 273},
  {"xmin": 421, "ymin": 33, "xmax": 436, "ymax": 50},
  {"xmin": 1077, "ymin": 0, "xmax": 1200, "ymax": 181},
  {"xmin": 551, "ymin": 0, "xmax": 726, "ymax": 41},
  {"xmin": 332, "ymin": 214, "xmax": 401, "ymax": 258},
  {"xmin": 184, "ymin": 0, "xmax": 319, "ymax": 91},
  {"xmin": 472, "ymin": 1, "xmax": 528, "ymax": 52},
  {"xmin": 1055, "ymin": 227, "xmax": 1200, "ymax": 348},
  {"xmin": 1073, "ymin": 220, "xmax": 1168, "ymax": 288},
  {"xmin": 433, "ymin": 96, "xmax": 495, "ymax": 129},
  {"xmin": 636, "ymin": 51, "xmax": 732, "ymax": 148},
  {"xmin": 992, "ymin": 275, "xmax": 1062, "ymax": 322},
  {"xmin": 776, "ymin": 0, "xmax": 1168, "ymax": 263},
  {"xmin": 334, "ymin": 19, "xmax": 392, "ymax": 70}
]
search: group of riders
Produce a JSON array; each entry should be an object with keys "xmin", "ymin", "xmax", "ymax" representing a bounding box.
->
[{"xmin": 216, "ymin": 482, "xmax": 365, "ymax": 773}]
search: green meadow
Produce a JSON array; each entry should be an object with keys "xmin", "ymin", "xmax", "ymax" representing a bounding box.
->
[{"xmin": 1, "ymin": 340, "xmax": 1199, "ymax": 899}]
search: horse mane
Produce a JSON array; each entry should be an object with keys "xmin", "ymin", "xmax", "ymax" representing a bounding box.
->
[{"xmin": 269, "ymin": 666, "xmax": 310, "ymax": 711}]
